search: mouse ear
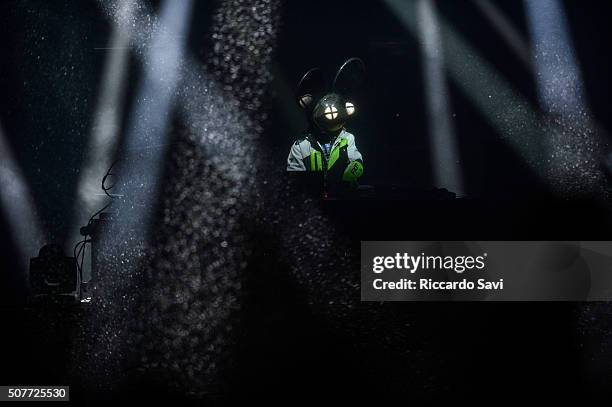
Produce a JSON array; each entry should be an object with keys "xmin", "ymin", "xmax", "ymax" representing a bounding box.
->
[
  {"xmin": 333, "ymin": 57, "xmax": 365, "ymax": 96},
  {"xmin": 296, "ymin": 67, "xmax": 327, "ymax": 109}
]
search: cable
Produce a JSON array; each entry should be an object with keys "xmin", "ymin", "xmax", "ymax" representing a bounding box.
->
[
  {"xmin": 73, "ymin": 238, "xmax": 91, "ymax": 282},
  {"xmin": 73, "ymin": 159, "xmax": 120, "ymax": 289},
  {"xmin": 101, "ymin": 159, "xmax": 119, "ymax": 198},
  {"xmin": 74, "ymin": 143, "xmax": 174, "ymax": 293}
]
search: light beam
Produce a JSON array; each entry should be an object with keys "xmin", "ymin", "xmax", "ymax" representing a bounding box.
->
[
  {"xmin": 473, "ymin": 0, "xmax": 533, "ymax": 69},
  {"xmin": 384, "ymin": 0, "xmax": 573, "ymax": 192},
  {"xmin": 0, "ymin": 123, "xmax": 46, "ymax": 277},
  {"xmin": 416, "ymin": 0, "xmax": 464, "ymax": 196},
  {"xmin": 525, "ymin": 0, "xmax": 605, "ymax": 195},
  {"xmin": 68, "ymin": 3, "xmax": 132, "ymax": 281},
  {"xmin": 525, "ymin": 0, "xmax": 587, "ymax": 117},
  {"xmin": 104, "ymin": 0, "xmax": 193, "ymax": 246}
]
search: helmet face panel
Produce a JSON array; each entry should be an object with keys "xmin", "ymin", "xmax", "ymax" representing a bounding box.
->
[{"xmin": 312, "ymin": 93, "xmax": 348, "ymax": 133}]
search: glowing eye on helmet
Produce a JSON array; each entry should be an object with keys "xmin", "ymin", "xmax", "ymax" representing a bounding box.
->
[
  {"xmin": 324, "ymin": 105, "xmax": 338, "ymax": 120},
  {"xmin": 345, "ymin": 101, "xmax": 355, "ymax": 115}
]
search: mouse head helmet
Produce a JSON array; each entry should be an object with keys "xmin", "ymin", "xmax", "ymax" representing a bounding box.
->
[{"xmin": 296, "ymin": 57, "xmax": 365, "ymax": 134}]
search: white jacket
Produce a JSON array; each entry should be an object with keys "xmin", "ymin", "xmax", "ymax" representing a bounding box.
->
[{"xmin": 287, "ymin": 129, "xmax": 363, "ymax": 171}]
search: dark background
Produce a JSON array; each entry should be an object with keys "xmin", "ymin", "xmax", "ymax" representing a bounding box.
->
[{"xmin": 0, "ymin": 0, "xmax": 612, "ymax": 402}]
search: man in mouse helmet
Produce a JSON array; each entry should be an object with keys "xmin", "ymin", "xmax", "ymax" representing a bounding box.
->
[{"xmin": 286, "ymin": 58, "xmax": 365, "ymax": 185}]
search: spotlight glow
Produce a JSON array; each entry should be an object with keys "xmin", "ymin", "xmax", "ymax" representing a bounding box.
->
[
  {"xmin": 79, "ymin": 0, "xmax": 280, "ymax": 394},
  {"xmin": 105, "ymin": 0, "xmax": 194, "ymax": 244},
  {"xmin": 384, "ymin": 0, "xmax": 544, "ymax": 171},
  {"xmin": 386, "ymin": 0, "xmax": 606, "ymax": 196},
  {"xmin": 525, "ymin": 0, "xmax": 605, "ymax": 195},
  {"xmin": 0, "ymin": 124, "xmax": 46, "ymax": 276},
  {"xmin": 68, "ymin": 8, "xmax": 132, "ymax": 281},
  {"xmin": 525, "ymin": 0, "xmax": 587, "ymax": 117},
  {"xmin": 473, "ymin": 0, "xmax": 532, "ymax": 69},
  {"xmin": 416, "ymin": 0, "xmax": 464, "ymax": 197}
]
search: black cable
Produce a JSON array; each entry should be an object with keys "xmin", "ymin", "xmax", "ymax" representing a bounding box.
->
[
  {"xmin": 73, "ymin": 238, "xmax": 85, "ymax": 282},
  {"xmin": 101, "ymin": 159, "xmax": 119, "ymax": 198},
  {"xmin": 86, "ymin": 201, "xmax": 113, "ymax": 226},
  {"xmin": 73, "ymin": 159, "xmax": 120, "ymax": 289},
  {"xmin": 78, "ymin": 240, "xmax": 87, "ymax": 284},
  {"xmin": 73, "ymin": 238, "xmax": 91, "ymax": 282}
]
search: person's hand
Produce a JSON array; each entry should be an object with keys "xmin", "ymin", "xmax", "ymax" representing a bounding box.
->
[{"xmin": 342, "ymin": 160, "xmax": 363, "ymax": 182}]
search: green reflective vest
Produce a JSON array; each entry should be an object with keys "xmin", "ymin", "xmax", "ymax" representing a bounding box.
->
[{"xmin": 308, "ymin": 137, "xmax": 349, "ymax": 171}]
